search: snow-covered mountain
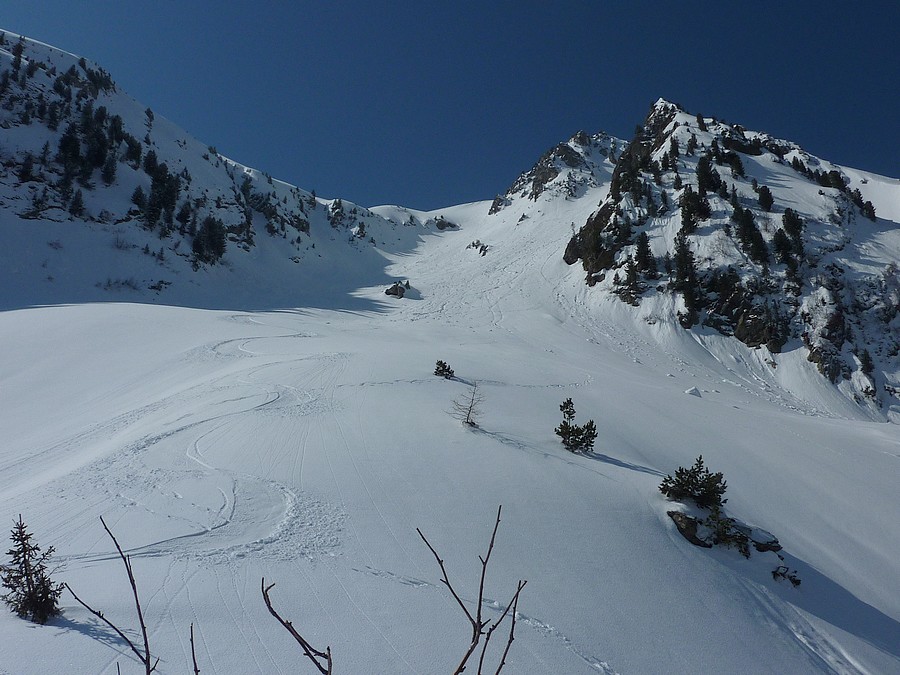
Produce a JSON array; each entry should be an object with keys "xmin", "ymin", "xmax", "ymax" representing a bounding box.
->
[
  {"xmin": 564, "ymin": 99, "xmax": 900, "ymax": 421},
  {"xmin": 2, "ymin": 30, "xmax": 900, "ymax": 675},
  {"xmin": 0, "ymin": 30, "xmax": 449, "ymax": 312}
]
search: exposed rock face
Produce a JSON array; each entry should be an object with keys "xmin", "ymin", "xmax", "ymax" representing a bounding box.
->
[
  {"xmin": 433, "ymin": 217, "xmax": 457, "ymax": 230},
  {"xmin": 563, "ymin": 236, "xmax": 581, "ymax": 265},
  {"xmin": 667, "ymin": 511, "xmax": 782, "ymax": 554},
  {"xmin": 563, "ymin": 98, "xmax": 897, "ymax": 417},
  {"xmin": 489, "ymin": 130, "xmax": 617, "ymax": 213}
]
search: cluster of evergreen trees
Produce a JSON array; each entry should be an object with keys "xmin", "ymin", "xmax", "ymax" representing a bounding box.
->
[
  {"xmin": 554, "ymin": 398, "xmax": 597, "ymax": 453},
  {"xmin": 789, "ymin": 157, "xmax": 876, "ymax": 220},
  {"xmin": 1, "ymin": 38, "xmax": 232, "ymax": 266}
]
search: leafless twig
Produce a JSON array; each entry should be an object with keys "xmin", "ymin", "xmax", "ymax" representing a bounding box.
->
[
  {"xmin": 66, "ymin": 516, "xmax": 158, "ymax": 674},
  {"xmin": 485, "ymin": 580, "xmax": 526, "ymax": 674},
  {"xmin": 417, "ymin": 505, "xmax": 526, "ymax": 674},
  {"xmin": 261, "ymin": 578, "xmax": 332, "ymax": 674}
]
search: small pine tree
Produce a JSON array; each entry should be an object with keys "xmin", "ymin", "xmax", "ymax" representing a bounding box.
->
[
  {"xmin": 131, "ymin": 185, "xmax": 146, "ymax": 209},
  {"xmin": 434, "ymin": 360, "xmax": 454, "ymax": 379},
  {"xmin": 576, "ymin": 420, "xmax": 598, "ymax": 452},
  {"xmin": 659, "ymin": 456, "xmax": 727, "ymax": 509},
  {"xmin": 861, "ymin": 201, "xmax": 876, "ymax": 221},
  {"xmin": 1, "ymin": 515, "xmax": 63, "ymax": 624},
  {"xmin": 686, "ymin": 134, "xmax": 698, "ymax": 156},
  {"xmin": 555, "ymin": 398, "xmax": 597, "ymax": 453},
  {"xmin": 859, "ymin": 348, "xmax": 874, "ymax": 374},
  {"xmin": 634, "ymin": 231, "xmax": 657, "ymax": 276},
  {"xmin": 18, "ymin": 153, "xmax": 34, "ymax": 183},
  {"xmin": 101, "ymin": 151, "xmax": 117, "ymax": 186}
]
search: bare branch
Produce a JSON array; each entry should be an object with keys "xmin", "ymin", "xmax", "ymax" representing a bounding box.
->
[
  {"xmin": 261, "ymin": 578, "xmax": 332, "ymax": 675},
  {"xmin": 416, "ymin": 528, "xmax": 476, "ymax": 627},
  {"xmin": 492, "ymin": 579, "xmax": 528, "ymax": 675},
  {"xmin": 190, "ymin": 622, "xmax": 200, "ymax": 675},
  {"xmin": 66, "ymin": 517, "xmax": 158, "ymax": 674},
  {"xmin": 99, "ymin": 516, "xmax": 155, "ymax": 674},
  {"xmin": 66, "ymin": 583, "xmax": 145, "ymax": 666},
  {"xmin": 418, "ymin": 505, "xmax": 523, "ymax": 675},
  {"xmin": 449, "ymin": 381, "xmax": 485, "ymax": 427}
]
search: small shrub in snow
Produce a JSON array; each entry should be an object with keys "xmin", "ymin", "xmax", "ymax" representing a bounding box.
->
[
  {"xmin": 434, "ymin": 360, "xmax": 454, "ymax": 379},
  {"xmin": 555, "ymin": 398, "xmax": 597, "ymax": 453},
  {"xmin": 659, "ymin": 455, "xmax": 727, "ymax": 509},
  {"xmin": 704, "ymin": 505, "xmax": 750, "ymax": 558}
]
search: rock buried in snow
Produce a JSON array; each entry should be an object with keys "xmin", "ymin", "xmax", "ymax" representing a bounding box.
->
[
  {"xmin": 750, "ymin": 528, "xmax": 782, "ymax": 553},
  {"xmin": 667, "ymin": 511, "xmax": 782, "ymax": 554},
  {"xmin": 684, "ymin": 386, "xmax": 701, "ymax": 397},
  {"xmin": 385, "ymin": 282, "xmax": 406, "ymax": 298},
  {"xmin": 667, "ymin": 511, "xmax": 712, "ymax": 548}
]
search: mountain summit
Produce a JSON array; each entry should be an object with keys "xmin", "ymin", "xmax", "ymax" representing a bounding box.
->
[{"xmin": 564, "ymin": 99, "xmax": 899, "ymax": 420}]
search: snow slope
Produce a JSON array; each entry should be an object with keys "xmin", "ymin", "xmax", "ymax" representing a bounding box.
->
[{"xmin": 2, "ymin": 176, "xmax": 899, "ymax": 674}]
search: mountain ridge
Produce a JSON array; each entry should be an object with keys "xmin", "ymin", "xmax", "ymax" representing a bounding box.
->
[{"xmin": 1, "ymin": 30, "xmax": 898, "ymax": 420}]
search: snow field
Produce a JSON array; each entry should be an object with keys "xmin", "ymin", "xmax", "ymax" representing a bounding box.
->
[{"xmin": 2, "ymin": 185, "xmax": 898, "ymax": 673}]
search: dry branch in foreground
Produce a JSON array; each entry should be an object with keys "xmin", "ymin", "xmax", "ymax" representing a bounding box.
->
[
  {"xmin": 66, "ymin": 516, "xmax": 158, "ymax": 674},
  {"xmin": 262, "ymin": 578, "xmax": 333, "ymax": 674},
  {"xmin": 417, "ymin": 504, "xmax": 526, "ymax": 674},
  {"xmin": 262, "ymin": 505, "xmax": 525, "ymax": 673}
]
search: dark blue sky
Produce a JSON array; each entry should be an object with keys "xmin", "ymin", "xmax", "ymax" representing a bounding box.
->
[{"xmin": 4, "ymin": 2, "xmax": 898, "ymax": 209}]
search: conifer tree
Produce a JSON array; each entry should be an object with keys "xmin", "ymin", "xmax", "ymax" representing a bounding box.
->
[
  {"xmin": 695, "ymin": 155, "xmax": 721, "ymax": 196},
  {"xmin": 131, "ymin": 185, "xmax": 146, "ymax": 209},
  {"xmin": 686, "ymin": 134, "xmax": 698, "ymax": 156},
  {"xmin": 18, "ymin": 153, "xmax": 34, "ymax": 183},
  {"xmin": 69, "ymin": 189, "xmax": 85, "ymax": 217},
  {"xmin": 634, "ymin": 231, "xmax": 657, "ymax": 276},
  {"xmin": 101, "ymin": 151, "xmax": 117, "ymax": 185},
  {"xmin": 555, "ymin": 398, "xmax": 597, "ymax": 453},
  {"xmin": 434, "ymin": 360, "xmax": 454, "ymax": 379},
  {"xmin": 1, "ymin": 515, "xmax": 63, "ymax": 624},
  {"xmin": 757, "ymin": 185, "xmax": 774, "ymax": 211},
  {"xmin": 659, "ymin": 456, "xmax": 727, "ymax": 509}
]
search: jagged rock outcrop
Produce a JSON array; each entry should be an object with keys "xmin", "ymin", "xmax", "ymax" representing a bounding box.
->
[
  {"xmin": 564, "ymin": 98, "xmax": 898, "ymax": 417},
  {"xmin": 489, "ymin": 130, "xmax": 618, "ymax": 213}
]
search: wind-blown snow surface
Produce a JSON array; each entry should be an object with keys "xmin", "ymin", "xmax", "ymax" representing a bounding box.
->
[{"xmin": 2, "ymin": 179, "xmax": 899, "ymax": 673}]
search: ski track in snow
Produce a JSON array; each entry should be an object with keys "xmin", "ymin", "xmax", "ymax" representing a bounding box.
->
[
  {"xmin": 739, "ymin": 579, "xmax": 870, "ymax": 675},
  {"xmin": 33, "ymin": 332, "xmax": 348, "ymax": 570},
  {"xmin": 353, "ymin": 565, "xmax": 621, "ymax": 673}
]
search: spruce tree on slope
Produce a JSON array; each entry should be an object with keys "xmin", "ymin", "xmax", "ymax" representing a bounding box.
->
[{"xmin": 1, "ymin": 515, "xmax": 63, "ymax": 624}]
